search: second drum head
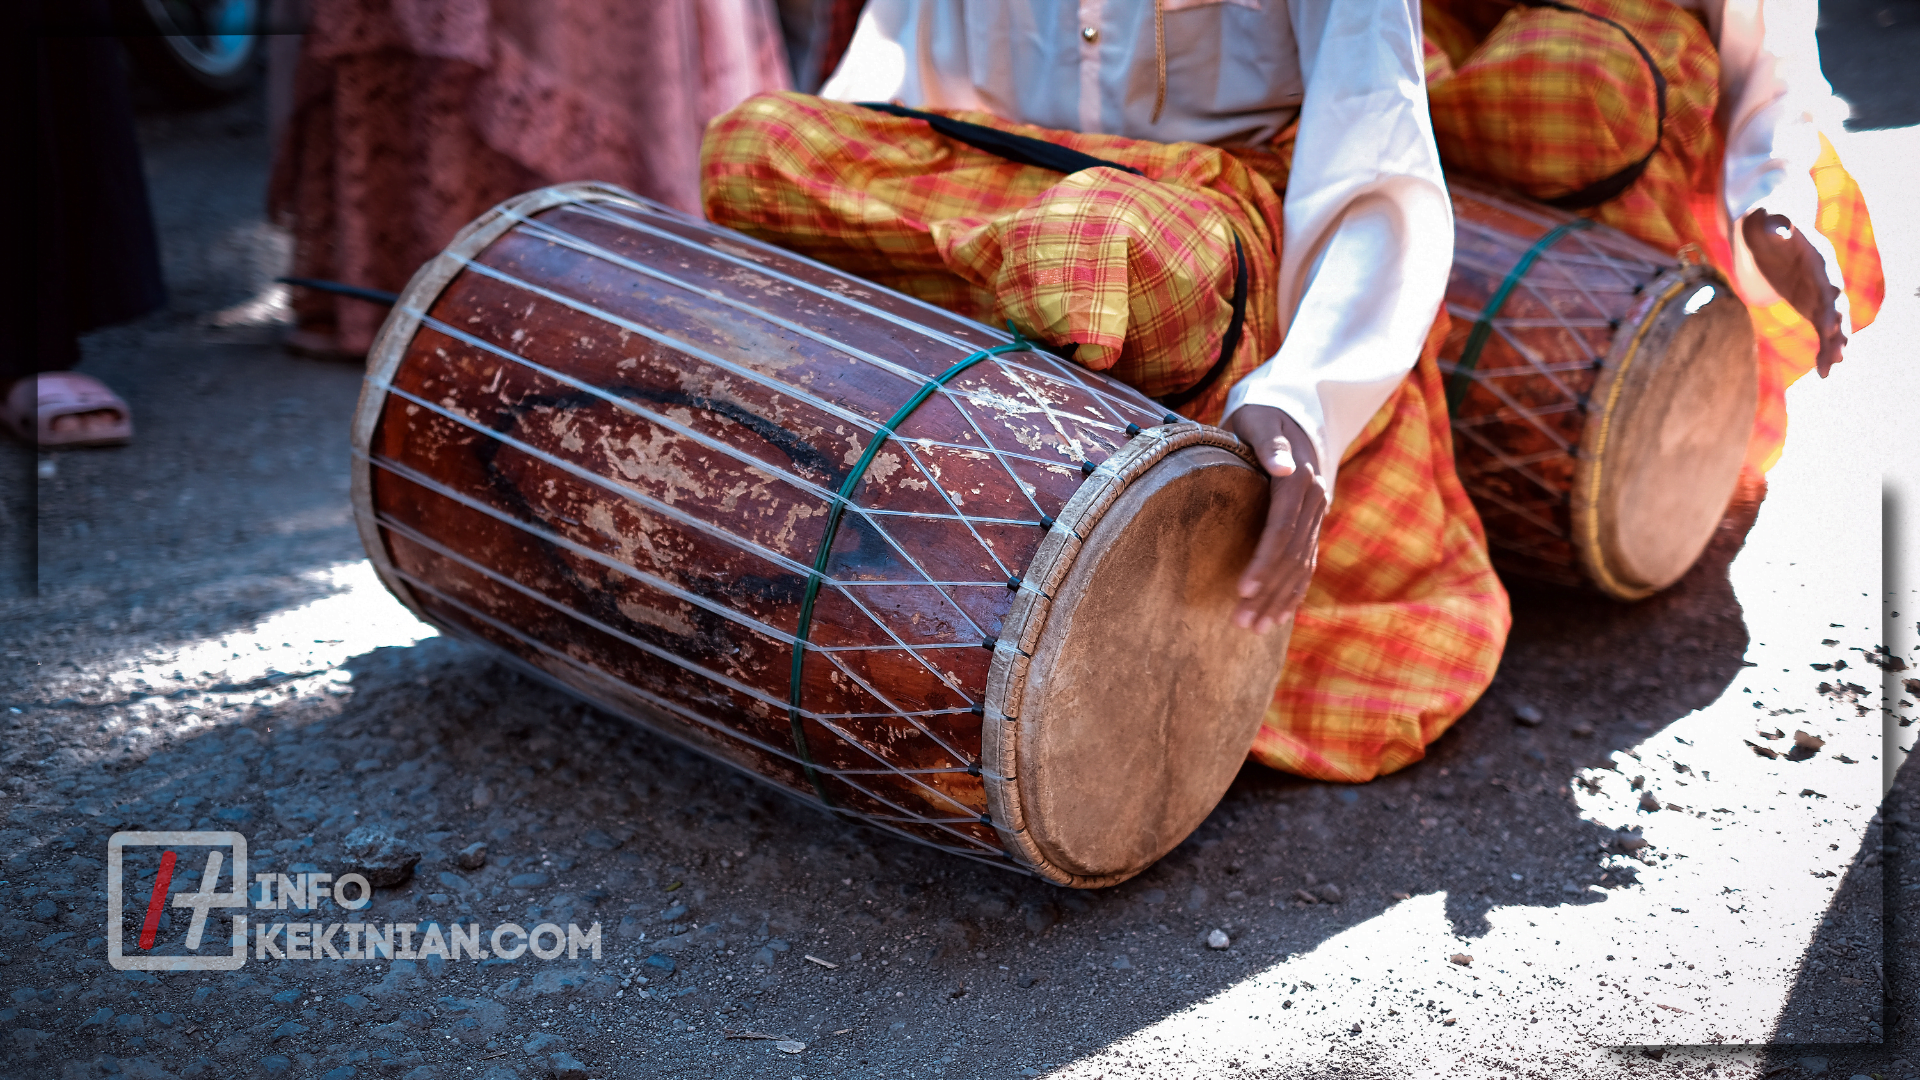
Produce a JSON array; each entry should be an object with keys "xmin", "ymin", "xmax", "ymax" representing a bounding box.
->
[{"xmin": 1575, "ymin": 266, "xmax": 1756, "ymax": 599}]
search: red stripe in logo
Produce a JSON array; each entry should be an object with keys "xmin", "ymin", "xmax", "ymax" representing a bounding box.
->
[{"xmin": 137, "ymin": 850, "xmax": 177, "ymax": 951}]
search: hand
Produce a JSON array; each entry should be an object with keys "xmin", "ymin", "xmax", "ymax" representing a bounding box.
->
[
  {"xmin": 1742, "ymin": 209, "xmax": 1846, "ymax": 376},
  {"xmin": 1225, "ymin": 405, "xmax": 1327, "ymax": 635}
]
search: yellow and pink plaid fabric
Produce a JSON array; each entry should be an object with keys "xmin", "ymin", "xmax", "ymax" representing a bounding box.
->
[
  {"xmin": 702, "ymin": 91, "xmax": 1509, "ymax": 783},
  {"xmin": 702, "ymin": 93, "xmax": 1281, "ymax": 421},
  {"xmin": 1251, "ymin": 313, "xmax": 1512, "ymax": 781},
  {"xmin": 1425, "ymin": 0, "xmax": 1885, "ymax": 474}
]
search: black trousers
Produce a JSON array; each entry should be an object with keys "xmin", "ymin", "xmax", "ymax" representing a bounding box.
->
[{"xmin": 4, "ymin": 0, "xmax": 167, "ymax": 383}]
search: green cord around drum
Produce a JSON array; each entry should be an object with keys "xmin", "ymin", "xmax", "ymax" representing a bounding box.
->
[
  {"xmin": 786, "ymin": 325, "xmax": 1038, "ymax": 806},
  {"xmin": 1445, "ymin": 217, "xmax": 1595, "ymax": 413}
]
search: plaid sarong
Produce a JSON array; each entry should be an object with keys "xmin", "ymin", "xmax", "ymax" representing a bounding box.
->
[
  {"xmin": 1425, "ymin": 0, "xmax": 1885, "ymax": 473},
  {"xmin": 702, "ymin": 92, "xmax": 1509, "ymax": 783}
]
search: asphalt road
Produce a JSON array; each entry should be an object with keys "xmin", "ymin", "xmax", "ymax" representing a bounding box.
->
[{"xmin": 1, "ymin": 23, "xmax": 1916, "ymax": 1080}]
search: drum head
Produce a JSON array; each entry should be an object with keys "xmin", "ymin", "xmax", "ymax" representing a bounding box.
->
[
  {"xmin": 1574, "ymin": 267, "xmax": 1756, "ymax": 600},
  {"xmin": 983, "ymin": 428, "xmax": 1291, "ymax": 887}
]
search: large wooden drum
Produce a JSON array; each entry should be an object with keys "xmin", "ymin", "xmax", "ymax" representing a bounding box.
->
[
  {"xmin": 351, "ymin": 182, "xmax": 1292, "ymax": 887},
  {"xmin": 1440, "ymin": 180, "xmax": 1757, "ymax": 600}
]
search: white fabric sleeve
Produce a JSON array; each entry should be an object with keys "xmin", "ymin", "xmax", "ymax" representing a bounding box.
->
[
  {"xmin": 818, "ymin": 1, "xmax": 989, "ymax": 112},
  {"xmin": 1219, "ymin": 0, "xmax": 1453, "ymax": 503},
  {"xmin": 1714, "ymin": 0, "xmax": 1850, "ymax": 314}
]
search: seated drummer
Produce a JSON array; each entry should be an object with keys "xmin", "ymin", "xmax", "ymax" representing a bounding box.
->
[
  {"xmin": 1423, "ymin": 0, "xmax": 1882, "ymax": 474},
  {"xmin": 699, "ymin": 0, "xmax": 1879, "ymax": 783}
]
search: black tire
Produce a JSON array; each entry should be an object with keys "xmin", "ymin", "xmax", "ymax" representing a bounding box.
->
[{"xmin": 118, "ymin": 0, "xmax": 261, "ymax": 104}]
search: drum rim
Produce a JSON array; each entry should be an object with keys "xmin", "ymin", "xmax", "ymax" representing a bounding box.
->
[
  {"xmin": 980, "ymin": 423, "xmax": 1265, "ymax": 888},
  {"xmin": 1570, "ymin": 262, "xmax": 1744, "ymax": 600}
]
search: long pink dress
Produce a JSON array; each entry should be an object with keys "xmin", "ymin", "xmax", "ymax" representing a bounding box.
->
[{"xmin": 270, "ymin": 0, "xmax": 791, "ymax": 355}]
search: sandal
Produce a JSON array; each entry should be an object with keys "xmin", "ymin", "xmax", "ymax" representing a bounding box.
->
[{"xmin": 3, "ymin": 372, "xmax": 134, "ymax": 448}]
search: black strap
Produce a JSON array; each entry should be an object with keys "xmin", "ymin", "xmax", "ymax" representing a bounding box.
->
[
  {"xmin": 1156, "ymin": 234, "xmax": 1248, "ymax": 412},
  {"xmin": 857, "ymin": 102, "xmax": 1146, "ymax": 177},
  {"xmin": 857, "ymin": 101, "xmax": 1245, "ymax": 412},
  {"xmin": 1517, "ymin": 0, "xmax": 1668, "ymax": 211}
]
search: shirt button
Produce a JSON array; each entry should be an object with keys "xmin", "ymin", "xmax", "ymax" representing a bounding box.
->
[{"xmin": 1081, "ymin": 25, "xmax": 1099, "ymax": 42}]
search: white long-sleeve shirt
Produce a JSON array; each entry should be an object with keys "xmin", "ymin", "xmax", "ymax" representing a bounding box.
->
[
  {"xmin": 823, "ymin": 0, "xmax": 1450, "ymax": 499},
  {"xmin": 821, "ymin": 0, "xmax": 1843, "ymax": 499}
]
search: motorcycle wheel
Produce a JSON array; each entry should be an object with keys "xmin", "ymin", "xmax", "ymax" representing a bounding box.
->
[{"xmin": 120, "ymin": 0, "xmax": 261, "ymax": 103}]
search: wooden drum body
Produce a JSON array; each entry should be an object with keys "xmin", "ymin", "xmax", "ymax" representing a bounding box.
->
[
  {"xmin": 1441, "ymin": 181, "xmax": 1757, "ymax": 600},
  {"xmin": 350, "ymin": 183, "xmax": 1291, "ymax": 887}
]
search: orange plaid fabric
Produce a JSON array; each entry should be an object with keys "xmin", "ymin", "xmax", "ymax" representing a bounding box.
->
[
  {"xmin": 1424, "ymin": 0, "xmax": 1886, "ymax": 474},
  {"xmin": 1744, "ymin": 132, "xmax": 1886, "ymax": 471},
  {"xmin": 1252, "ymin": 312, "xmax": 1511, "ymax": 781},
  {"xmin": 702, "ymin": 92, "xmax": 1280, "ymax": 420},
  {"xmin": 701, "ymin": 91, "xmax": 1509, "ymax": 782}
]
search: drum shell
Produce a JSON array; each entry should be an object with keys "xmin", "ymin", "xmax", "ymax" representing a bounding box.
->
[
  {"xmin": 1441, "ymin": 181, "xmax": 1755, "ymax": 599},
  {"xmin": 350, "ymin": 182, "xmax": 1280, "ymax": 883}
]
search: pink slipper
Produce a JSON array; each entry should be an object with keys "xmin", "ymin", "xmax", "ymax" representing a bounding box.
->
[{"xmin": 4, "ymin": 372, "xmax": 134, "ymax": 448}]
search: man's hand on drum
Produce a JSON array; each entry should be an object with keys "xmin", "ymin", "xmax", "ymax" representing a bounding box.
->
[
  {"xmin": 1743, "ymin": 208, "xmax": 1847, "ymax": 376},
  {"xmin": 1225, "ymin": 405, "xmax": 1327, "ymax": 635}
]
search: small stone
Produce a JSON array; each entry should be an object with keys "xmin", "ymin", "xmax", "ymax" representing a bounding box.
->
[
  {"xmin": 340, "ymin": 825, "xmax": 422, "ymax": 888},
  {"xmin": 1314, "ymin": 883, "xmax": 1342, "ymax": 904},
  {"xmin": 1612, "ymin": 832, "xmax": 1648, "ymax": 853},
  {"xmin": 1449, "ymin": 953, "xmax": 1472, "ymax": 966},
  {"xmin": 1293, "ymin": 889, "xmax": 1318, "ymax": 904},
  {"xmin": 523, "ymin": 1032, "xmax": 565, "ymax": 1056},
  {"xmin": 1570, "ymin": 723, "xmax": 1595, "ymax": 738},
  {"xmin": 1111, "ymin": 954, "xmax": 1133, "ymax": 970},
  {"xmin": 1512, "ymin": 703, "xmax": 1543, "ymax": 727},
  {"xmin": 642, "ymin": 953, "xmax": 676, "ymax": 975},
  {"xmin": 774, "ymin": 1040, "xmax": 806, "ymax": 1054},
  {"xmin": 455, "ymin": 842, "xmax": 488, "ymax": 870},
  {"xmin": 1639, "ymin": 791, "xmax": 1662, "ymax": 813},
  {"xmin": 1798, "ymin": 1057, "xmax": 1827, "ymax": 1075},
  {"xmin": 1225, "ymin": 890, "xmax": 1247, "ymax": 903},
  {"xmin": 549, "ymin": 1051, "xmax": 590, "ymax": 1080},
  {"xmin": 1792, "ymin": 729, "xmax": 1825, "ymax": 751},
  {"xmin": 508, "ymin": 873, "xmax": 550, "ymax": 889},
  {"xmin": 1206, "ymin": 929, "xmax": 1230, "ymax": 950},
  {"xmin": 1186, "ymin": 885, "xmax": 1209, "ymax": 911}
]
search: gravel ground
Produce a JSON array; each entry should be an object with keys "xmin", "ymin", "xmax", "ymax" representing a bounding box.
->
[{"xmin": 1, "ymin": 31, "xmax": 1916, "ymax": 1080}]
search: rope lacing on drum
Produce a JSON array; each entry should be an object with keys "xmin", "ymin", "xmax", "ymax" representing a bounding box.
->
[
  {"xmin": 787, "ymin": 325, "xmax": 1041, "ymax": 807},
  {"xmin": 1444, "ymin": 218, "xmax": 1595, "ymax": 414}
]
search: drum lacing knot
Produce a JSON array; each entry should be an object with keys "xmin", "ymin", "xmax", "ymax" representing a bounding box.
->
[
  {"xmin": 966, "ymin": 763, "xmax": 982, "ymax": 777},
  {"xmin": 1125, "ymin": 422, "xmax": 1142, "ymax": 437},
  {"xmin": 981, "ymin": 635, "xmax": 999, "ymax": 650},
  {"xmin": 1037, "ymin": 514, "xmax": 1055, "ymax": 531},
  {"xmin": 1006, "ymin": 575, "xmax": 1022, "ymax": 591}
]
